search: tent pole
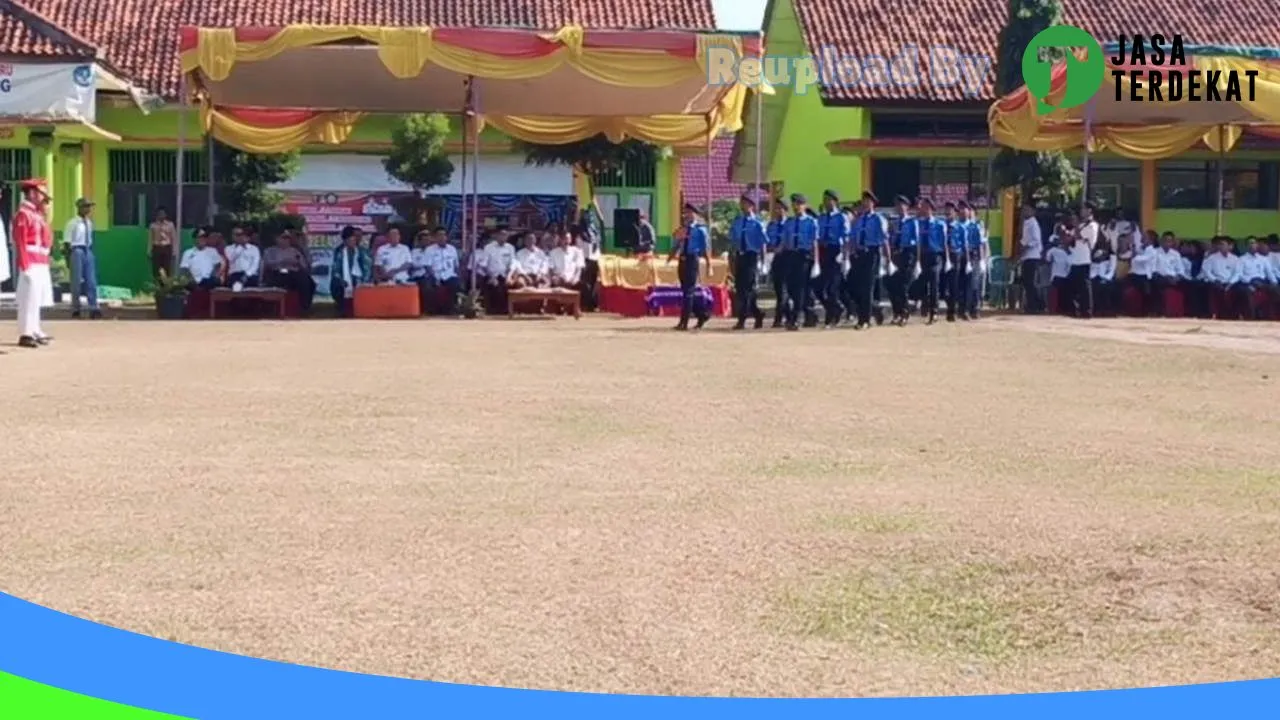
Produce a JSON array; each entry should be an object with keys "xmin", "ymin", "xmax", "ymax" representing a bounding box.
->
[
  {"xmin": 1215, "ymin": 125, "xmax": 1226, "ymax": 235},
  {"xmin": 754, "ymin": 31, "xmax": 765, "ymax": 208},
  {"xmin": 705, "ymin": 116, "xmax": 713, "ymax": 217},
  {"xmin": 174, "ymin": 73, "xmax": 187, "ymax": 277},
  {"xmin": 461, "ymin": 79, "xmax": 472, "ymax": 291},
  {"xmin": 471, "ymin": 80, "xmax": 480, "ymax": 263},
  {"xmin": 206, "ymin": 133, "xmax": 216, "ymax": 225},
  {"xmin": 1081, "ymin": 99, "xmax": 1095, "ymax": 213}
]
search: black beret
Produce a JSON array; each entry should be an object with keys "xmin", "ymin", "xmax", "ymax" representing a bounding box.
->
[
  {"xmin": 917, "ymin": 197, "xmax": 934, "ymax": 207},
  {"xmin": 790, "ymin": 193, "xmax": 808, "ymax": 204},
  {"xmin": 957, "ymin": 200, "xmax": 971, "ymax": 209},
  {"xmin": 682, "ymin": 202, "xmax": 701, "ymax": 214},
  {"xmin": 772, "ymin": 199, "xmax": 789, "ymax": 210},
  {"xmin": 739, "ymin": 194, "xmax": 757, "ymax": 206},
  {"xmin": 944, "ymin": 201, "xmax": 957, "ymax": 209},
  {"xmin": 823, "ymin": 189, "xmax": 839, "ymax": 201},
  {"xmin": 894, "ymin": 194, "xmax": 910, "ymax": 205},
  {"xmin": 861, "ymin": 190, "xmax": 878, "ymax": 204}
]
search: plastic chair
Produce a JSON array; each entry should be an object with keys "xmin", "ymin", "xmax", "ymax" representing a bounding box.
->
[{"xmin": 986, "ymin": 257, "xmax": 1011, "ymax": 309}]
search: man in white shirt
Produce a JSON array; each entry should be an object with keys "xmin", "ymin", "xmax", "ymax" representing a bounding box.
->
[
  {"xmin": 179, "ymin": 228, "xmax": 224, "ymax": 289},
  {"xmin": 1065, "ymin": 203, "xmax": 1097, "ymax": 319},
  {"xmin": 1198, "ymin": 237, "xmax": 1238, "ymax": 318},
  {"xmin": 1045, "ymin": 239, "xmax": 1071, "ymax": 315},
  {"xmin": 410, "ymin": 230, "xmax": 432, "ymax": 283},
  {"xmin": 224, "ymin": 224, "xmax": 261, "ymax": 289},
  {"xmin": 1017, "ymin": 203, "xmax": 1044, "ymax": 314},
  {"xmin": 1233, "ymin": 237, "xmax": 1277, "ymax": 319},
  {"xmin": 1090, "ymin": 243, "xmax": 1116, "ymax": 315},
  {"xmin": 63, "ymin": 197, "xmax": 102, "ymax": 318},
  {"xmin": 422, "ymin": 227, "xmax": 461, "ymax": 315},
  {"xmin": 1151, "ymin": 231, "xmax": 1187, "ymax": 316},
  {"xmin": 481, "ymin": 230, "xmax": 516, "ymax": 313},
  {"xmin": 373, "ymin": 227, "xmax": 413, "ymax": 285},
  {"xmin": 576, "ymin": 207, "xmax": 603, "ymax": 311},
  {"xmin": 510, "ymin": 232, "xmax": 550, "ymax": 288},
  {"xmin": 1259, "ymin": 238, "xmax": 1280, "ymax": 308},
  {"xmin": 548, "ymin": 230, "xmax": 586, "ymax": 289}
]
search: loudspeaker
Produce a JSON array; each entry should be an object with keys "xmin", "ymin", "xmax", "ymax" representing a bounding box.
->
[{"xmin": 613, "ymin": 208, "xmax": 641, "ymax": 249}]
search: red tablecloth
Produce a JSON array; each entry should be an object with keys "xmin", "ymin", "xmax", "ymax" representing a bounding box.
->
[{"xmin": 598, "ymin": 285, "xmax": 731, "ymax": 318}]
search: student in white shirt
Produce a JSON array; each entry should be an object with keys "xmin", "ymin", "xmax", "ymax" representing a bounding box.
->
[
  {"xmin": 179, "ymin": 228, "xmax": 224, "ymax": 289},
  {"xmin": 509, "ymin": 232, "xmax": 550, "ymax": 289},
  {"xmin": 1151, "ymin": 231, "xmax": 1187, "ymax": 316},
  {"xmin": 409, "ymin": 230, "xmax": 432, "ymax": 282},
  {"xmin": 1199, "ymin": 237, "xmax": 1240, "ymax": 319},
  {"xmin": 63, "ymin": 197, "xmax": 102, "ymax": 318},
  {"xmin": 422, "ymin": 227, "xmax": 461, "ymax": 315},
  {"xmin": 1125, "ymin": 233, "xmax": 1159, "ymax": 316},
  {"xmin": 548, "ymin": 231, "xmax": 586, "ymax": 289},
  {"xmin": 1090, "ymin": 239, "xmax": 1117, "ymax": 316},
  {"xmin": 1066, "ymin": 204, "xmax": 1097, "ymax": 319},
  {"xmin": 1259, "ymin": 238, "xmax": 1280, "ymax": 306},
  {"xmin": 223, "ymin": 224, "xmax": 262, "ymax": 289},
  {"xmin": 1045, "ymin": 238, "xmax": 1071, "ymax": 315},
  {"xmin": 480, "ymin": 230, "xmax": 516, "ymax": 313},
  {"xmin": 373, "ymin": 227, "xmax": 413, "ymax": 285},
  {"xmin": 1018, "ymin": 204, "xmax": 1044, "ymax": 314},
  {"xmin": 1233, "ymin": 236, "xmax": 1278, "ymax": 319}
]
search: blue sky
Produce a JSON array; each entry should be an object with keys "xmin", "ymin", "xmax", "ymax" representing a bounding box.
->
[{"xmin": 711, "ymin": 0, "xmax": 768, "ymax": 30}]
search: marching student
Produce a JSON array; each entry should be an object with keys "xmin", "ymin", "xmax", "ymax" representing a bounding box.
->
[
  {"xmin": 668, "ymin": 203, "xmax": 712, "ymax": 331},
  {"xmin": 1090, "ymin": 239, "xmax": 1117, "ymax": 316},
  {"xmin": 1045, "ymin": 238, "xmax": 1071, "ymax": 315},
  {"xmin": 1233, "ymin": 236, "xmax": 1278, "ymax": 319},
  {"xmin": 1199, "ymin": 236, "xmax": 1239, "ymax": 318},
  {"xmin": 817, "ymin": 189, "xmax": 848, "ymax": 326},
  {"xmin": 941, "ymin": 202, "xmax": 966, "ymax": 321},
  {"xmin": 765, "ymin": 200, "xmax": 790, "ymax": 328},
  {"xmin": 849, "ymin": 191, "xmax": 888, "ymax": 330},
  {"xmin": 1151, "ymin": 231, "xmax": 1188, "ymax": 316},
  {"xmin": 916, "ymin": 197, "xmax": 946, "ymax": 325},
  {"xmin": 887, "ymin": 195, "xmax": 918, "ymax": 326},
  {"xmin": 959, "ymin": 201, "xmax": 988, "ymax": 320},
  {"xmin": 782, "ymin": 194, "xmax": 820, "ymax": 331},
  {"xmin": 729, "ymin": 194, "xmax": 768, "ymax": 330}
]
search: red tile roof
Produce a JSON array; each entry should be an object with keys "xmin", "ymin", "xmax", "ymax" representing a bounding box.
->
[
  {"xmin": 790, "ymin": 0, "xmax": 1280, "ymax": 103},
  {"xmin": 0, "ymin": 0, "xmax": 99, "ymax": 60},
  {"xmin": 15, "ymin": 0, "xmax": 718, "ymax": 97},
  {"xmin": 681, "ymin": 137, "xmax": 750, "ymax": 205}
]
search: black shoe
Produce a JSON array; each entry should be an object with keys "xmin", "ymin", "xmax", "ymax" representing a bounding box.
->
[
  {"xmin": 854, "ymin": 322, "xmax": 868, "ymax": 330},
  {"xmin": 695, "ymin": 316, "xmax": 709, "ymax": 330},
  {"xmin": 36, "ymin": 335, "xmax": 51, "ymax": 345},
  {"xmin": 874, "ymin": 314, "xmax": 885, "ymax": 326},
  {"xmin": 785, "ymin": 323, "xmax": 799, "ymax": 332},
  {"xmin": 732, "ymin": 321, "xmax": 746, "ymax": 330},
  {"xmin": 946, "ymin": 314, "xmax": 956, "ymax": 322},
  {"xmin": 673, "ymin": 323, "xmax": 688, "ymax": 331},
  {"xmin": 959, "ymin": 314, "xmax": 970, "ymax": 321},
  {"xmin": 754, "ymin": 314, "xmax": 765, "ymax": 330},
  {"xmin": 18, "ymin": 336, "xmax": 39, "ymax": 348},
  {"xmin": 71, "ymin": 310, "xmax": 81, "ymax": 319},
  {"xmin": 771, "ymin": 318, "xmax": 784, "ymax": 329},
  {"xmin": 90, "ymin": 310, "xmax": 103, "ymax": 320},
  {"xmin": 926, "ymin": 314, "xmax": 936, "ymax": 325}
]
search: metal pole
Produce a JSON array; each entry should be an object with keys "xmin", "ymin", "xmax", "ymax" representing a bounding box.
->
[
  {"xmin": 1215, "ymin": 125, "xmax": 1226, "ymax": 235},
  {"xmin": 1081, "ymin": 100, "xmax": 1095, "ymax": 213},
  {"xmin": 461, "ymin": 82, "xmax": 470, "ymax": 288},
  {"xmin": 174, "ymin": 74, "xmax": 187, "ymax": 277},
  {"xmin": 206, "ymin": 132, "xmax": 216, "ymax": 224},
  {"xmin": 471, "ymin": 80, "xmax": 481, "ymax": 266}
]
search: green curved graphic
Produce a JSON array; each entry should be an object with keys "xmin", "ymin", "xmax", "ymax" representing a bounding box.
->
[
  {"xmin": 1022, "ymin": 25, "xmax": 1106, "ymax": 114},
  {"xmin": 0, "ymin": 672, "xmax": 188, "ymax": 719}
]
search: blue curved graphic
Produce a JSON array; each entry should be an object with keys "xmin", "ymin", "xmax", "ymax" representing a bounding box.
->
[{"xmin": 1, "ymin": 591, "xmax": 1276, "ymax": 718}]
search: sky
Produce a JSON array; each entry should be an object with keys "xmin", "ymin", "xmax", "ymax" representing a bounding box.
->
[{"xmin": 711, "ymin": 0, "xmax": 768, "ymax": 30}]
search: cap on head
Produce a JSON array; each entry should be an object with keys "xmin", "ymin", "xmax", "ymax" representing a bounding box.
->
[
  {"xmin": 682, "ymin": 202, "xmax": 701, "ymax": 215},
  {"xmin": 861, "ymin": 190, "xmax": 878, "ymax": 204},
  {"xmin": 790, "ymin": 193, "xmax": 808, "ymax": 206},
  {"xmin": 739, "ymin": 194, "xmax": 756, "ymax": 208},
  {"xmin": 894, "ymin": 194, "xmax": 910, "ymax": 206},
  {"xmin": 823, "ymin": 189, "xmax": 839, "ymax": 203},
  {"xmin": 957, "ymin": 200, "xmax": 971, "ymax": 210},
  {"xmin": 75, "ymin": 197, "xmax": 94, "ymax": 210},
  {"xmin": 19, "ymin": 178, "xmax": 49, "ymax": 197}
]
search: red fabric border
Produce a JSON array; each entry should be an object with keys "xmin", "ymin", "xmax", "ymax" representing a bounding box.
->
[{"xmin": 218, "ymin": 107, "xmax": 323, "ymax": 127}]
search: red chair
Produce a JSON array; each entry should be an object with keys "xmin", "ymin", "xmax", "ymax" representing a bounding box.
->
[
  {"xmin": 1122, "ymin": 285, "xmax": 1144, "ymax": 317},
  {"xmin": 185, "ymin": 288, "xmax": 212, "ymax": 319},
  {"xmin": 1048, "ymin": 285, "xmax": 1061, "ymax": 314},
  {"xmin": 1162, "ymin": 287, "xmax": 1185, "ymax": 317},
  {"xmin": 1208, "ymin": 287, "xmax": 1230, "ymax": 319}
]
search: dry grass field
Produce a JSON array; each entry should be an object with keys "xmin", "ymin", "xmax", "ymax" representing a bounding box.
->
[{"xmin": 1, "ymin": 313, "xmax": 1279, "ymax": 697}]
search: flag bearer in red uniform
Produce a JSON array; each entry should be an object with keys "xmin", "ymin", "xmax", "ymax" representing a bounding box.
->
[{"xmin": 13, "ymin": 178, "xmax": 55, "ymax": 348}]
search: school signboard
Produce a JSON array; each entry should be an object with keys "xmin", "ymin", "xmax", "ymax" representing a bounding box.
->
[{"xmin": 0, "ymin": 62, "xmax": 97, "ymax": 122}]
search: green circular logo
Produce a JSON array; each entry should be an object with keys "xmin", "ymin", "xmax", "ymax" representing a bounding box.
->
[{"xmin": 1021, "ymin": 25, "xmax": 1105, "ymax": 114}]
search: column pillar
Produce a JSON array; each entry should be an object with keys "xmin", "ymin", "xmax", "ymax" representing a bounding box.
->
[
  {"xmin": 1140, "ymin": 160, "xmax": 1157, "ymax": 232},
  {"xmin": 30, "ymin": 132, "xmax": 56, "ymax": 220},
  {"xmin": 58, "ymin": 143, "xmax": 84, "ymax": 227}
]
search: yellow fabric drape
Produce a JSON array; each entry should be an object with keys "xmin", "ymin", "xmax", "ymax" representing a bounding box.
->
[
  {"xmin": 482, "ymin": 114, "xmax": 729, "ymax": 146},
  {"xmin": 988, "ymin": 56, "xmax": 1280, "ymax": 160},
  {"xmin": 599, "ymin": 256, "xmax": 730, "ymax": 289},
  {"xmin": 202, "ymin": 107, "xmax": 364, "ymax": 154}
]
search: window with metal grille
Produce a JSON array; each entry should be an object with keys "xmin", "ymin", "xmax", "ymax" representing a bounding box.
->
[
  {"xmin": 108, "ymin": 149, "xmax": 211, "ymax": 227},
  {"xmin": 591, "ymin": 158, "xmax": 657, "ymax": 190}
]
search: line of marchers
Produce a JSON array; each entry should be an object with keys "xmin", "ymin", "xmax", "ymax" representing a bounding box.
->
[{"xmin": 1111, "ymin": 34, "xmax": 1258, "ymax": 102}]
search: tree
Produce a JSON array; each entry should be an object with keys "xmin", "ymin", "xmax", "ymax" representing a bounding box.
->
[
  {"xmin": 513, "ymin": 135, "xmax": 672, "ymax": 199},
  {"xmin": 384, "ymin": 113, "xmax": 455, "ymax": 193},
  {"xmin": 212, "ymin": 142, "xmax": 300, "ymax": 220},
  {"xmin": 992, "ymin": 0, "xmax": 1082, "ymax": 206}
]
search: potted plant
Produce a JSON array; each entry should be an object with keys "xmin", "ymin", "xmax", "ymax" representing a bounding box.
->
[
  {"xmin": 50, "ymin": 253, "xmax": 69, "ymax": 305},
  {"xmin": 152, "ymin": 269, "xmax": 192, "ymax": 319},
  {"xmin": 459, "ymin": 289, "xmax": 481, "ymax": 319}
]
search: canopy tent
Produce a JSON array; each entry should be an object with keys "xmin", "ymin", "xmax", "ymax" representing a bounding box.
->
[
  {"xmin": 988, "ymin": 51, "xmax": 1280, "ymax": 233},
  {"xmin": 174, "ymin": 25, "xmax": 767, "ymax": 290}
]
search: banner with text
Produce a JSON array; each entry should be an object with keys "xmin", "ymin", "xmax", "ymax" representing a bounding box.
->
[
  {"xmin": 0, "ymin": 62, "xmax": 96, "ymax": 122},
  {"xmin": 280, "ymin": 191, "xmax": 413, "ymax": 299}
]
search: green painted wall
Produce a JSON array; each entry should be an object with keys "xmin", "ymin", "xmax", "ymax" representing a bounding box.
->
[{"xmin": 1157, "ymin": 210, "xmax": 1277, "ymax": 240}]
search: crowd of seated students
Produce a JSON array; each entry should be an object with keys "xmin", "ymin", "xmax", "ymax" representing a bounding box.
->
[{"xmin": 471, "ymin": 227, "xmax": 587, "ymax": 313}]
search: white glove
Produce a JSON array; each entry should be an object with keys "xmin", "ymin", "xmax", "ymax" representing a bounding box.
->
[{"xmin": 809, "ymin": 261, "xmax": 820, "ymax": 279}]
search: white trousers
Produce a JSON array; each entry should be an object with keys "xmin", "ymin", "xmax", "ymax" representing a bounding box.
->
[{"xmin": 17, "ymin": 265, "xmax": 52, "ymax": 338}]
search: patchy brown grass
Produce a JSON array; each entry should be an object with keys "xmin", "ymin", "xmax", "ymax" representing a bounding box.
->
[{"xmin": 1, "ymin": 314, "xmax": 1279, "ymax": 697}]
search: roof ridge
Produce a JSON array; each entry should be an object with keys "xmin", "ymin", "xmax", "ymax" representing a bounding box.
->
[{"xmin": 0, "ymin": 0, "xmax": 101, "ymax": 57}]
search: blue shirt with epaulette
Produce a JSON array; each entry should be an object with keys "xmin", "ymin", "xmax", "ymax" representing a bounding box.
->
[
  {"xmin": 766, "ymin": 220, "xmax": 786, "ymax": 249},
  {"xmin": 683, "ymin": 222, "xmax": 709, "ymax": 256},
  {"xmin": 854, "ymin": 211, "xmax": 888, "ymax": 249},
  {"xmin": 963, "ymin": 220, "xmax": 985, "ymax": 252},
  {"xmin": 819, "ymin": 210, "xmax": 848, "ymax": 248},
  {"xmin": 893, "ymin": 216, "xmax": 918, "ymax": 250},
  {"xmin": 919, "ymin": 217, "xmax": 947, "ymax": 254},
  {"xmin": 944, "ymin": 219, "xmax": 966, "ymax": 254},
  {"xmin": 730, "ymin": 213, "xmax": 768, "ymax": 254},
  {"xmin": 784, "ymin": 214, "xmax": 820, "ymax": 252}
]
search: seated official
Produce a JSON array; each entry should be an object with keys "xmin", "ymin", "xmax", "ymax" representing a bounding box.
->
[
  {"xmin": 410, "ymin": 230, "xmax": 432, "ymax": 285},
  {"xmin": 1150, "ymin": 232, "xmax": 1187, "ymax": 316},
  {"xmin": 1233, "ymin": 237, "xmax": 1278, "ymax": 318},
  {"xmin": 373, "ymin": 227, "xmax": 413, "ymax": 285},
  {"xmin": 548, "ymin": 231, "xmax": 586, "ymax": 289},
  {"xmin": 330, "ymin": 225, "xmax": 371, "ymax": 317},
  {"xmin": 262, "ymin": 231, "xmax": 315, "ymax": 312},
  {"xmin": 1045, "ymin": 240, "xmax": 1070, "ymax": 314},
  {"xmin": 179, "ymin": 229, "xmax": 224, "ymax": 289},
  {"xmin": 1198, "ymin": 237, "xmax": 1239, "ymax": 318},
  {"xmin": 1090, "ymin": 242, "xmax": 1117, "ymax": 316},
  {"xmin": 223, "ymin": 225, "xmax": 261, "ymax": 288},
  {"xmin": 509, "ymin": 232, "xmax": 550, "ymax": 289},
  {"xmin": 480, "ymin": 230, "xmax": 516, "ymax": 313},
  {"xmin": 1259, "ymin": 240, "xmax": 1280, "ymax": 301},
  {"xmin": 422, "ymin": 227, "xmax": 461, "ymax": 315}
]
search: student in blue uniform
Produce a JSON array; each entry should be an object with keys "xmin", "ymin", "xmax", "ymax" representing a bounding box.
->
[
  {"xmin": 730, "ymin": 194, "xmax": 768, "ymax": 330},
  {"xmin": 668, "ymin": 202, "xmax": 711, "ymax": 331},
  {"xmin": 817, "ymin": 189, "xmax": 848, "ymax": 326},
  {"xmin": 917, "ymin": 197, "xmax": 946, "ymax": 324},
  {"xmin": 765, "ymin": 200, "xmax": 790, "ymax": 327},
  {"xmin": 942, "ymin": 201, "xmax": 968, "ymax": 322},
  {"xmin": 848, "ymin": 191, "xmax": 888, "ymax": 330},
  {"xmin": 887, "ymin": 195, "xmax": 917, "ymax": 325},
  {"xmin": 784, "ymin": 193, "xmax": 820, "ymax": 330},
  {"xmin": 959, "ymin": 201, "xmax": 988, "ymax": 320}
]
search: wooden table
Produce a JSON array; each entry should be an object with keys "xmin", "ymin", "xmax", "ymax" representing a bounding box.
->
[
  {"xmin": 209, "ymin": 288, "xmax": 288, "ymax": 319},
  {"xmin": 507, "ymin": 288, "xmax": 581, "ymax": 319}
]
